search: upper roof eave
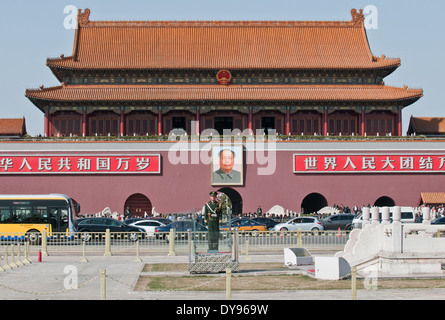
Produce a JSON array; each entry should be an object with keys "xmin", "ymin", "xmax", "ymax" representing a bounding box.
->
[
  {"xmin": 46, "ymin": 58, "xmax": 401, "ymax": 72},
  {"xmin": 44, "ymin": 8, "xmax": 400, "ymax": 73}
]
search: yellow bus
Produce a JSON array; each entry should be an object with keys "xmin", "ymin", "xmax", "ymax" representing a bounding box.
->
[{"xmin": 0, "ymin": 194, "xmax": 79, "ymax": 243}]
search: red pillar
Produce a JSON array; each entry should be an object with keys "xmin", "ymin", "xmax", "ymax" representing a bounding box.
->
[
  {"xmin": 248, "ymin": 107, "xmax": 253, "ymax": 135},
  {"xmin": 286, "ymin": 107, "xmax": 291, "ymax": 135},
  {"xmin": 323, "ymin": 108, "xmax": 328, "ymax": 136},
  {"xmin": 398, "ymin": 108, "xmax": 402, "ymax": 136},
  {"xmin": 44, "ymin": 109, "xmax": 49, "ymax": 137},
  {"xmin": 361, "ymin": 108, "xmax": 366, "ymax": 136},
  {"xmin": 158, "ymin": 108, "xmax": 163, "ymax": 135},
  {"xmin": 195, "ymin": 107, "xmax": 200, "ymax": 135},
  {"xmin": 120, "ymin": 110, "xmax": 125, "ymax": 136},
  {"xmin": 82, "ymin": 109, "xmax": 87, "ymax": 137},
  {"xmin": 48, "ymin": 113, "xmax": 53, "ymax": 137}
]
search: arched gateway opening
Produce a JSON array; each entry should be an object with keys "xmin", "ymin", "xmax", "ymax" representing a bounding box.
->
[
  {"xmin": 217, "ymin": 188, "xmax": 243, "ymax": 215},
  {"xmin": 124, "ymin": 193, "xmax": 152, "ymax": 218},
  {"xmin": 374, "ymin": 196, "xmax": 395, "ymax": 207},
  {"xmin": 301, "ymin": 193, "xmax": 328, "ymax": 215}
]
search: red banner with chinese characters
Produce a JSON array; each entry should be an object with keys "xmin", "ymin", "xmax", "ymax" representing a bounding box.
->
[
  {"xmin": 294, "ymin": 154, "xmax": 445, "ymax": 173},
  {"xmin": 0, "ymin": 154, "xmax": 161, "ymax": 174}
]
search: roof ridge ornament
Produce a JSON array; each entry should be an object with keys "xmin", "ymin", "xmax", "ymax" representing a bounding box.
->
[
  {"xmin": 351, "ymin": 8, "xmax": 365, "ymax": 25},
  {"xmin": 78, "ymin": 8, "xmax": 91, "ymax": 27}
]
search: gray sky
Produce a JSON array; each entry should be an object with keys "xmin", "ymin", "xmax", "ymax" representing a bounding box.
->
[{"xmin": 0, "ymin": 0, "xmax": 439, "ymax": 136}]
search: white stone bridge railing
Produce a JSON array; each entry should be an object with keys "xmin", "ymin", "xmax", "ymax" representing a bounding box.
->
[{"xmin": 336, "ymin": 207, "xmax": 445, "ymax": 276}]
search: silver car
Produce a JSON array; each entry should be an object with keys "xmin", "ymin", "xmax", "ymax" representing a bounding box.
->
[{"xmin": 272, "ymin": 217, "xmax": 324, "ymax": 232}]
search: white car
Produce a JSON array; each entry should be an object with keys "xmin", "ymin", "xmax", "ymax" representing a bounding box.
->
[
  {"xmin": 272, "ymin": 217, "xmax": 324, "ymax": 232},
  {"xmin": 352, "ymin": 207, "xmax": 416, "ymax": 229},
  {"xmin": 129, "ymin": 219, "xmax": 166, "ymax": 236}
]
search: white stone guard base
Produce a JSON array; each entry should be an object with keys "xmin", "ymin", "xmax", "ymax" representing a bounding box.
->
[{"xmin": 336, "ymin": 206, "xmax": 445, "ymax": 277}]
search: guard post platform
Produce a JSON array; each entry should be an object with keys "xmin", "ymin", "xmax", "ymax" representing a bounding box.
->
[{"xmin": 188, "ymin": 215, "xmax": 240, "ymax": 274}]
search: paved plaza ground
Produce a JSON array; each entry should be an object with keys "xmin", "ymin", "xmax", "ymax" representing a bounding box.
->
[{"xmin": 1, "ymin": 252, "xmax": 445, "ymax": 301}]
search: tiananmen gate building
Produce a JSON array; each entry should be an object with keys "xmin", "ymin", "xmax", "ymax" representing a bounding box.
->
[
  {"xmin": 25, "ymin": 8, "xmax": 422, "ymax": 138},
  {"xmin": 1, "ymin": 8, "xmax": 439, "ymax": 217}
]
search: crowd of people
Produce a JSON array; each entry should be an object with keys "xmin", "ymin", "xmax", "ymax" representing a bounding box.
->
[
  {"xmin": 413, "ymin": 205, "xmax": 445, "ymax": 222},
  {"xmin": 78, "ymin": 203, "xmax": 445, "ymax": 224}
]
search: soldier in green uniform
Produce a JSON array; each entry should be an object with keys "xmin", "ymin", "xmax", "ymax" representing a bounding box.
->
[{"xmin": 203, "ymin": 191, "xmax": 222, "ymax": 252}]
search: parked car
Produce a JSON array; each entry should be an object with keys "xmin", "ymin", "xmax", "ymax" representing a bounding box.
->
[
  {"xmin": 74, "ymin": 217, "xmax": 145, "ymax": 241},
  {"xmin": 432, "ymin": 217, "xmax": 445, "ymax": 225},
  {"xmin": 73, "ymin": 218, "xmax": 86, "ymax": 229},
  {"xmin": 397, "ymin": 207, "xmax": 415, "ymax": 223},
  {"xmin": 155, "ymin": 220, "xmax": 207, "ymax": 241},
  {"xmin": 352, "ymin": 207, "xmax": 415, "ymax": 229},
  {"xmin": 124, "ymin": 218, "xmax": 146, "ymax": 225},
  {"xmin": 352, "ymin": 212, "xmax": 387, "ymax": 229},
  {"xmin": 150, "ymin": 217, "xmax": 172, "ymax": 225},
  {"xmin": 220, "ymin": 218, "xmax": 267, "ymax": 235},
  {"xmin": 351, "ymin": 214, "xmax": 363, "ymax": 229},
  {"xmin": 272, "ymin": 217, "xmax": 324, "ymax": 232},
  {"xmin": 252, "ymin": 217, "xmax": 279, "ymax": 230},
  {"xmin": 322, "ymin": 214, "xmax": 355, "ymax": 230},
  {"xmin": 128, "ymin": 219, "xmax": 166, "ymax": 236}
]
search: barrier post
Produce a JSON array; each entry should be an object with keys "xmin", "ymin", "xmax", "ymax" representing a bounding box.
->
[
  {"xmin": 100, "ymin": 269, "xmax": 106, "ymax": 300},
  {"xmin": 351, "ymin": 266, "xmax": 357, "ymax": 300},
  {"xmin": 134, "ymin": 240, "xmax": 142, "ymax": 262},
  {"xmin": 3, "ymin": 246, "xmax": 11, "ymax": 270},
  {"xmin": 226, "ymin": 268, "xmax": 232, "ymax": 300},
  {"xmin": 9, "ymin": 245, "xmax": 18, "ymax": 268},
  {"xmin": 41, "ymin": 229, "xmax": 48, "ymax": 256},
  {"xmin": 0, "ymin": 249, "xmax": 5, "ymax": 272},
  {"xmin": 244, "ymin": 239, "xmax": 251, "ymax": 261},
  {"xmin": 168, "ymin": 229, "xmax": 176, "ymax": 256},
  {"xmin": 232, "ymin": 229, "xmax": 239, "ymax": 262},
  {"xmin": 80, "ymin": 241, "xmax": 89, "ymax": 263},
  {"xmin": 23, "ymin": 242, "xmax": 32, "ymax": 264},
  {"xmin": 297, "ymin": 228, "xmax": 302, "ymax": 248},
  {"xmin": 16, "ymin": 244, "xmax": 24, "ymax": 267},
  {"xmin": 104, "ymin": 229, "xmax": 112, "ymax": 256}
]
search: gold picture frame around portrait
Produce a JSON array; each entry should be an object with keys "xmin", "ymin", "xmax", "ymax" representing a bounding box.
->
[{"xmin": 211, "ymin": 144, "xmax": 244, "ymax": 186}]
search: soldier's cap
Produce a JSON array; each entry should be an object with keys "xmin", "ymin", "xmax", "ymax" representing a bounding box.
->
[{"xmin": 209, "ymin": 191, "xmax": 218, "ymax": 197}]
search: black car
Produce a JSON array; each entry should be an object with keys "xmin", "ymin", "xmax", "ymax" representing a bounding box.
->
[
  {"xmin": 155, "ymin": 220, "xmax": 207, "ymax": 241},
  {"xmin": 432, "ymin": 217, "xmax": 445, "ymax": 225},
  {"xmin": 73, "ymin": 218, "xmax": 86, "ymax": 228},
  {"xmin": 252, "ymin": 217, "xmax": 279, "ymax": 230},
  {"xmin": 322, "ymin": 214, "xmax": 355, "ymax": 230},
  {"xmin": 74, "ymin": 217, "xmax": 145, "ymax": 241}
]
